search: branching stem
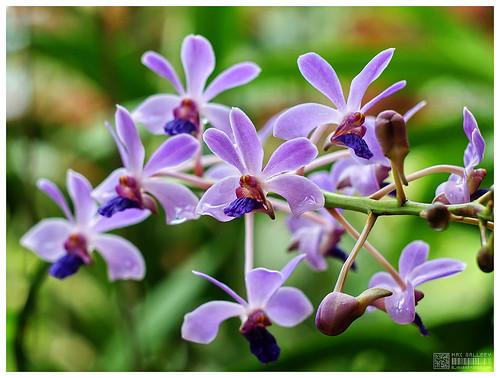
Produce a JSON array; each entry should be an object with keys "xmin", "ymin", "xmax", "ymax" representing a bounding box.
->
[{"xmin": 334, "ymin": 213, "xmax": 377, "ymax": 292}]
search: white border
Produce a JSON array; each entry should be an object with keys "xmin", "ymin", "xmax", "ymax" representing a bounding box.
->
[{"xmin": 2, "ymin": 1, "xmax": 496, "ymax": 376}]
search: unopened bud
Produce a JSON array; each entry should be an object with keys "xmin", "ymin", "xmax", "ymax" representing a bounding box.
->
[
  {"xmin": 315, "ymin": 288, "xmax": 392, "ymax": 336},
  {"xmin": 477, "ymin": 244, "xmax": 493, "ymax": 273},
  {"xmin": 424, "ymin": 203, "xmax": 451, "ymax": 231},
  {"xmin": 375, "ymin": 111, "xmax": 409, "ymax": 185}
]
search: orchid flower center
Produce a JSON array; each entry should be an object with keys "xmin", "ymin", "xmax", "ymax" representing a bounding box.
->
[
  {"xmin": 329, "ymin": 112, "xmax": 374, "ymax": 160},
  {"xmin": 223, "ymin": 176, "xmax": 275, "ymax": 219},
  {"xmin": 164, "ymin": 98, "xmax": 200, "ymax": 136},
  {"xmin": 98, "ymin": 175, "xmax": 156, "ymax": 218},
  {"xmin": 240, "ymin": 309, "xmax": 280, "ymax": 363},
  {"xmin": 49, "ymin": 233, "xmax": 90, "ymax": 279}
]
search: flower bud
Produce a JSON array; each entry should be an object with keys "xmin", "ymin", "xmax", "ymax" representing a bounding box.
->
[
  {"xmin": 315, "ymin": 288, "xmax": 392, "ymax": 336},
  {"xmin": 477, "ymin": 245, "xmax": 493, "ymax": 273},
  {"xmin": 375, "ymin": 110, "xmax": 409, "ymax": 185},
  {"xmin": 424, "ymin": 203, "xmax": 451, "ymax": 231}
]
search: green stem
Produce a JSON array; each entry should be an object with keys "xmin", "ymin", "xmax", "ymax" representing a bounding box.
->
[{"xmin": 324, "ymin": 191, "xmax": 493, "ymax": 229}]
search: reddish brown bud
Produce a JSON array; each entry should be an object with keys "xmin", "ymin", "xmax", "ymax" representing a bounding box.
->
[
  {"xmin": 375, "ymin": 110, "xmax": 409, "ymax": 185},
  {"xmin": 424, "ymin": 203, "xmax": 451, "ymax": 231},
  {"xmin": 315, "ymin": 288, "xmax": 392, "ymax": 336}
]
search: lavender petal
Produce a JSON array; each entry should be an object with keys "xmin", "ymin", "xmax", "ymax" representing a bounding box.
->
[
  {"xmin": 181, "ymin": 35, "xmax": 215, "ymax": 97},
  {"xmin": 192, "ymin": 270, "xmax": 247, "ymax": 305},
  {"xmin": 230, "ymin": 108, "xmax": 263, "ymax": 174},
  {"xmin": 408, "ymin": 258, "xmax": 466, "ymax": 287},
  {"xmin": 297, "ymin": 52, "xmax": 346, "ymax": 108},
  {"xmin": 368, "ymin": 271, "xmax": 398, "ymax": 291},
  {"xmin": 143, "ymin": 179, "xmax": 199, "ymax": 225},
  {"xmin": 203, "ymin": 62, "xmax": 261, "ymax": 102},
  {"xmin": 196, "ymin": 176, "xmax": 239, "ymax": 222},
  {"xmin": 67, "ymin": 170, "xmax": 97, "ymax": 226},
  {"xmin": 133, "ymin": 94, "xmax": 181, "ymax": 135},
  {"xmin": 141, "ymin": 51, "xmax": 184, "ymax": 95},
  {"xmin": 20, "ymin": 219, "xmax": 72, "ymax": 262},
  {"xmin": 463, "ymin": 108, "xmax": 485, "ymax": 171},
  {"xmin": 273, "ymin": 103, "xmax": 340, "ymax": 140},
  {"xmin": 36, "ymin": 178, "xmax": 73, "ymax": 221},
  {"xmin": 92, "ymin": 209, "xmax": 150, "ymax": 234},
  {"xmin": 265, "ymin": 287, "xmax": 313, "ymax": 327},
  {"xmin": 115, "ymin": 105, "xmax": 145, "ymax": 173},
  {"xmin": 360, "ymin": 80, "xmax": 406, "ymax": 114},
  {"xmin": 347, "ymin": 48, "xmax": 395, "ymax": 110},
  {"xmin": 295, "ymin": 226, "xmax": 327, "ymax": 271},
  {"xmin": 335, "ymin": 134, "xmax": 374, "ymax": 160},
  {"xmin": 245, "ymin": 268, "xmax": 284, "ymax": 307},
  {"xmin": 93, "ymin": 234, "xmax": 145, "ymax": 281},
  {"xmin": 262, "ymin": 138, "xmax": 318, "ymax": 179},
  {"xmin": 202, "ymin": 103, "xmax": 232, "ymax": 137},
  {"xmin": 280, "ymin": 254, "xmax": 307, "ymax": 282},
  {"xmin": 398, "ymin": 241, "xmax": 429, "ymax": 279},
  {"xmin": 266, "ymin": 174, "xmax": 325, "ymax": 216},
  {"xmin": 203, "ymin": 128, "xmax": 245, "ymax": 173},
  {"xmin": 182, "ymin": 301, "xmax": 244, "ymax": 344},
  {"xmin": 384, "ymin": 282, "xmax": 415, "ymax": 324},
  {"xmin": 143, "ymin": 134, "xmax": 199, "ymax": 177}
]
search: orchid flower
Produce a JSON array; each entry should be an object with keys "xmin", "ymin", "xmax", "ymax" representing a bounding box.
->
[
  {"xmin": 435, "ymin": 107, "xmax": 486, "ymax": 204},
  {"xmin": 308, "ymin": 101, "xmax": 426, "ymax": 196},
  {"xmin": 93, "ymin": 105, "xmax": 200, "ymax": 224},
  {"xmin": 181, "ymin": 255, "xmax": 313, "ymax": 363},
  {"xmin": 21, "ymin": 170, "xmax": 149, "ymax": 280},
  {"xmin": 369, "ymin": 241, "xmax": 466, "ymax": 335},
  {"xmin": 287, "ymin": 209, "xmax": 348, "ymax": 271},
  {"xmin": 133, "ymin": 34, "xmax": 260, "ymax": 137},
  {"xmin": 311, "ymin": 157, "xmax": 391, "ymax": 197},
  {"xmin": 274, "ymin": 49, "xmax": 405, "ymax": 159},
  {"xmin": 197, "ymin": 107, "xmax": 324, "ymax": 221}
]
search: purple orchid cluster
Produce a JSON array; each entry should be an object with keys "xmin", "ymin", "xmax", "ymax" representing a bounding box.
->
[{"xmin": 21, "ymin": 34, "xmax": 492, "ymax": 364}]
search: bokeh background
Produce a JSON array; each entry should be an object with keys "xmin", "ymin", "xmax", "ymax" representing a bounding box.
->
[{"xmin": 6, "ymin": 6, "xmax": 494, "ymax": 372}]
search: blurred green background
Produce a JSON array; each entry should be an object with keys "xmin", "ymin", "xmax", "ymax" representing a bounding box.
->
[{"xmin": 6, "ymin": 6, "xmax": 493, "ymax": 372}]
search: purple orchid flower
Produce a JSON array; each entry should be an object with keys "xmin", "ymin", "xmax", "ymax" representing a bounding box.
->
[
  {"xmin": 133, "ymin": 34, "xmax": 260, "ymax": 138},
  {"xmin": 435, "ymin": 107, "xmax": 486, "ymax": 204},
  {"xmin": 309, "ymin": 155, "xmax": 390, "ymax": 197},
  {"xmin": 287, "ymin": 209, "xmax": 348, "ymax": 271},
  {"xmin": 197, "ymin": 107, "xmax": 324, "ymax": 221},
  {"xmin": 181, "ymin": 254, "xmax": 313, "ymax": 363},
  {"xmin": 368, "ymin": 241, "xmax": 466, "ymax": 335},
  {"xmin": 20, "ymin": 170, "xmax": 149, "ymax": 280},
  {"xmin": 93, "ymin": 105, "xmax": 200, "ymax": 224},
  {"xmin": 274, "ymin": 49, "xmax": 405, "ymax": 159},
  {"xmin": 307, "ymin": 101, "xmax": 427, "ymax": 196}
]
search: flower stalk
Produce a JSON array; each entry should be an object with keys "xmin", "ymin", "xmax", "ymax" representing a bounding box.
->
[
  {"xmin": 334, "ymin": 212, "xmax": 377, "ymax": 292},
  {"xmin": 245, "ymin": 212, "xmax": 255, "ymax": 274},
  {"xmin": 327, "ymin": 208, "xmax": 406, "ymax": 289}
]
